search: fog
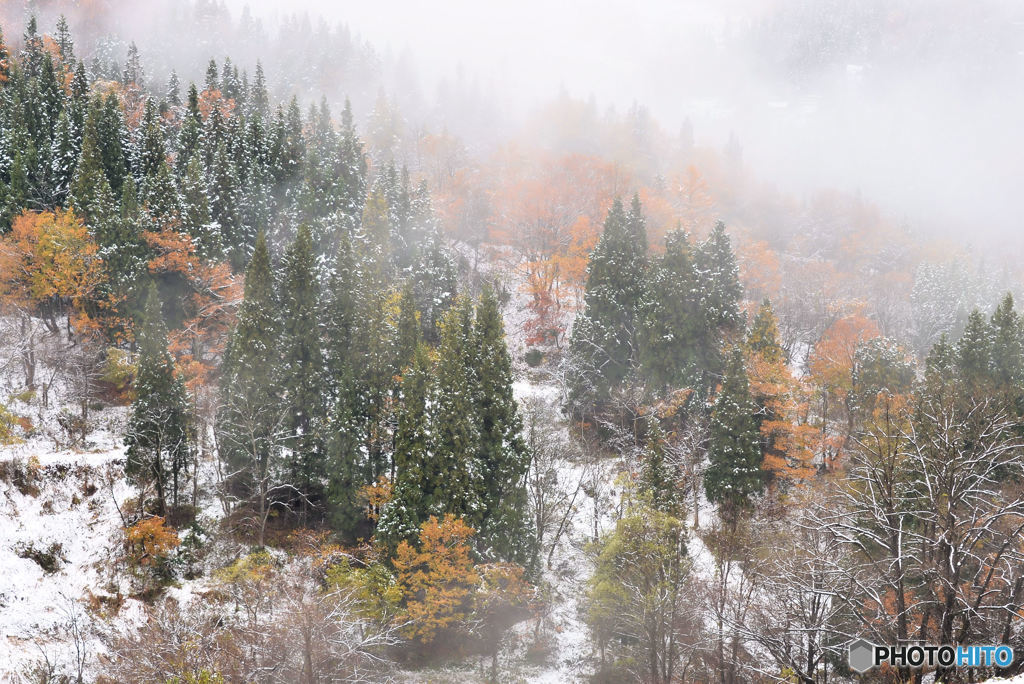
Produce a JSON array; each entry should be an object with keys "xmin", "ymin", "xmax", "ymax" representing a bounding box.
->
[
  {"xmin": 10, "ymin": 0, "xmax": 1023, "ymax": 240},
  {"xmin": 214, "ymin": 0, "xmax": 1023, "ymax": 242}
]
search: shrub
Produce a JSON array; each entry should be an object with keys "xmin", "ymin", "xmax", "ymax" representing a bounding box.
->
[
  {"xmin": 15, "ymin": 540, "xmax": 66, "ymax": 573},
  {"xmin": 524, "ymin": 348, "xmax": 544, "ymax": 367}
]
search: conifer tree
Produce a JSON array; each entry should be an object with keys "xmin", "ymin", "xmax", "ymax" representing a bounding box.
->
[
  {"xmin": 568, "ymin": 197, "xmax": 648, "ymax": 413},
  {"xmin": 639, "ymin": 422, "xmax": 681, "ymax": 514},
  {"xmin": 70, "ymin": 103, "xmax": 115, "ymax": 230},
  {"xmin": 956, "ymin": 309, "xmax": 992, "ymax": 388},
  {"xmin": 396, "ymin": 280, "xmax": 420, "ymax": 370},
  {"xmin": 746, "ymin": 298, "xmax": 785, "ymax": 364},
  {"xmin": 179, "ymin": 153, "xmax": 219, "ymax": 259},
  {"xmin": 989, "ymin": 293, "xmax": 1023, "ymax": 389},
  {"xmin": 216, "ymin": 234, "xmax": 284, "ymax": 544},
  {"xmin": 695, "ymin": 221, "xmax": 743, "ymax": 335},
  {"xmin": 325, "ymin": 231, "xmax": 358, "ymax": 387},
  {"xmin": 279, "ymin": 225, "xmax": 325, "ymax": 510},
  {"xmin": 705, "ymin": 347, "xmax": 763, "ymax": 523},
  {"xmin": 125, "ymin": 284, "xmax": 191, "ymax": 514},
  {"xmin": 96, "ymin": 93, "xmax": 128, "ymax": 195},
  {"xmin": 429, "ymin": 297, "xmax": 482, "ymax": 526},
  {"xmin": 473, "ymin": 286, "xmax": 531, "ymax": 562},
  {"xmin": 638, "ymin": 227, "xmax": 707, "ymax": 392},
  {"xmin": 377, "ymin": 344, "xmax": 436, "ymax": 551}
]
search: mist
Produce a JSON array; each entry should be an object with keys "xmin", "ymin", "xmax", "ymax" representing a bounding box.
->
[{"xmin": 222, "ymin": 0, "xmax": 1024, "ymax": 241}]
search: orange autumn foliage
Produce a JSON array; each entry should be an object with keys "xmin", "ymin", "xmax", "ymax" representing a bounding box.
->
[
  {"xmin": 394, "ymin": 514, "xmax": 481, "ymax": 644},
  {"xmin": 746, "ymin": 350, "xmax": 816, "ymax": 485},
  {"xmin": 808, "ymin": 313, "xmax": 881, "ymax": 397},
  {"xmin": 144, "ymin": 230, "xmax": 241, "ymax": 396},
  {"xmin": 0, "ymin": 209, "xmax": 105, "ymax": 329},
  {"xmin": 199, "ymin": 88, "xmax": 235, "ymax": 120},
  {"xmin": 125, "ymin": 516, "xmax": 179, "ymax": 567},
  {"xmin": 359, "ymin": 476, "xmax": 393, "ymax": 523}
]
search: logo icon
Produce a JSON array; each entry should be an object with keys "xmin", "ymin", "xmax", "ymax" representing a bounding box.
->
[{"xmin": 848, "ymin": 638, "xmax": 875, "ymax": 673}]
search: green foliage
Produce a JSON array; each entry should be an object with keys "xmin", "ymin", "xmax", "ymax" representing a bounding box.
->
[
  {"xmin": 473, "ymin": 286, "xmax": 531, "ymax": 563},
  {"xmin": 125, "ymin": 284, "xmax": 191, "ymax": 515},
  {"xmin": 705, "ymin": 348, "xmax": 764, "ymax": 520},
  {"xmin": 279, "ymin": 225, "xmax": 326, "ymax": 508},
  {"xmin": 587, "ymin": 500, "xmax": 689, "ymax": 679},
  {"xmin": 568, "ymin": 196, "xmax": 648, "ymax": 413},
  {"xmin": 638, "ymin": 227, "xmax": 708, "ymax": 392}
]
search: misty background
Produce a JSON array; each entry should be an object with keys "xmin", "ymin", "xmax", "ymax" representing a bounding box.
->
[
  {"xmin": 9, "ymin": 0, "xmax": 1024, "ymax": 243},
  {"xmin": 224, "ymin": 0, "xmax": 1024, "ymax": 242}
]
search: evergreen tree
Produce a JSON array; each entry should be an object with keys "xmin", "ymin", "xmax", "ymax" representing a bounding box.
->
[
  {"xmin": 695, "ymin": 221, "xmax": 743, "ymax": 335},
  {"xmin": 179, "ymin": 153, "xmax": 219, "ymax": 258},
  {"xmin": 746, "ymin": 298, "xmax": 785, "ymax": 364},
  {"xmin": 639, "ymin": 422, "xmax": 681, "ymax": 514},
  {"xmin": 473, "ymin": 286, "xmax": 531, "ymax": 562},
  {"xmin": 568, "ymin": 197, "xmax": 648, "ymax": 413},
  {"xmin": 325, "ymin": 231, "xmax": 358, "ymax": 387},
  {"xmin": 377, "ymin": 344, "xmax": 436, "ymax": 551},
  {"xmin": 279, "ymin": 225, "xmax": 325, "ymax": 511},
  {"xmin": 956, "ymin": 309, "xmax": 992, "ymax": 388},
  {"xmin": 429, "ymin": 297, "xmax": 482, "ymax": 526},
  {"xmin": 216, "ymin": 234, "xmax": 283, "ymax": 542},
  {"xmin": 125, "ymin": 284, "xmax": 191, "ymax": 514},
  {"xmin": 704, "ymin": 347, "xmax": 763, "ymax": 522},
  {"xmin": 70, "ymin": 103, "xmax": 115, "ymax": 230},
  {"xmin": 990, "ymin": 293, "xmax": 1023, "ymax": 389},
  {"xmin": 395, "ymin": 280, "xmax": 420, "ymax": 370},
  {"xmin": 96, "ymin": 93, "xmax": 128, "ymax": 195},
  {"xmin": 638, "ymin": 227, "xmax": 708, "ymax": 392}
]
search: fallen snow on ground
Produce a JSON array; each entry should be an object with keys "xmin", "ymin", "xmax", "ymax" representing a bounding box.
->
[{"xmin": 0, "ymin": 428, "xmax": 143, "ymax": 679}]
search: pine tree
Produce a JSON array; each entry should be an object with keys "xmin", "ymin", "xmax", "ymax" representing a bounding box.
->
[
  {"xmin": 377, "ymin": 344, "xmax": 436, "ymax": 551},
  {"xmin": 695, "ymin": 221, "xmax": 743, "ymax": 335},
  {"xmin": 178, "ymin": 153, "xmax": 219, "ymax": 258},
  {"xmin": 208, "ymin": 141, "xmax": 244, "ymax": 269},
  {"xmin": 70, "ymin": 102, "xmax": 115, "ymax": 230},
  {"xmin": 704, "ymin": 347, "xmax": 763, "ymax": 522},
  {"xmin": 325, "ymin": 231, "xmax": 358, "ymax": 387},
  {"xmin": 216, "ymin": 234, "xmax": 283, "ymax": 545},
  {"xmin": 473, "ymin": 286, "xmax": 531, "ymax": 562},
  {"xmin": 638, "ymin": 227, "xmax": 708, "ymax": 392},
  {"xmin": 175, "ymin": 84, "xmax": 202, "ymax": 176},
  {"xmin": 639, "ymin": 422, "xmax": 681, "ymax": 514},
  {"xmin": 989, "ymin": 293, "xmax": 1023, "ymax": 389},
  {"xmin": 279, "ymin": 225, "xmax": 325, "ymax": 511},
  {"xmin": 396, "ymin": 280, "xmax": 420, "ymax": 370},
  {"xmin": 50, "ymin": 109, "xmax": 77, "ymax": 205},
  {"xmin": 956, "ymin": 309, "xmax": 992, "ymax": 388},
  {"xmin": 568, "ymin": 197, "xmax": 648, "ymax": 413},
  {"xmin": 125, "ymin": 284, "xmax": 191, "ymax": 515},
  {"xmin": 96, "ymin": 93, "xmax": 128, "ymax": 195},
  {"xmin": 429, "ymin": 297, "xmax": 482, "ymax": 526},
  {"xmin": 135, "ymin": 98, "xmax": 166, "ymax": 181}
]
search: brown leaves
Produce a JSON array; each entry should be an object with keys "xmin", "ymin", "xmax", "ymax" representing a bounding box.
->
[{"xmin": 393, "ymin": 514, "xmax": 480, "ymax": 644}]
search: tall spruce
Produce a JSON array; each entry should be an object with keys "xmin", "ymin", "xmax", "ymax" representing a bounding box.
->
[
  {"xmin": 695, "ymin": 220, "xmax": 743, "ymax": 335},
  {"xmin": 430, "ymin": 297, "xmax": 482, "ymax": 526},
  {"xmin": 704, "ymin": 347, "xmax": 763, "ymax": 522},
  {"xmin": 473, "ymin": 286, "xmax": 531, "ymax": 562},
  {"xmin": 279, "ymin": 225, "xmax": 325, "ymax": 512},
  {"xmin": 216, "ymin": 234, "xmax": 284, "ymax": 543},
  {"xmin": 125, "ymin": 284, "xmax": 191, "ymax": 515},
  {"xmin": 638, "ymin": 227, "xmax": 708, "ymax": 392},
  {"xmin": 568, "ymin": 196, "xmax": 648, "ymax": 413},
  {"xmin": 377, "ymin": 344, "xmax": 436, "ymax": 551}
]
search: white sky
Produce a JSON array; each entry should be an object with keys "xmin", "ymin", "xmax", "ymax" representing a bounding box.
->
[{"xmin": 224, "ymin": 0, "xmax": 1024, "ymax": 240}]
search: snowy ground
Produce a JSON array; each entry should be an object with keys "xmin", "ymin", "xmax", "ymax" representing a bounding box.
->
[{"xmin": 0, "ymin": 424, "xmax": 141, "ymax": 680}]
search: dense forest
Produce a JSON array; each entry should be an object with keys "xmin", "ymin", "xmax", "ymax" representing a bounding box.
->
[{"xmin": 1, "ymin": 3, "xmax": 1024, "ymax": 683}]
